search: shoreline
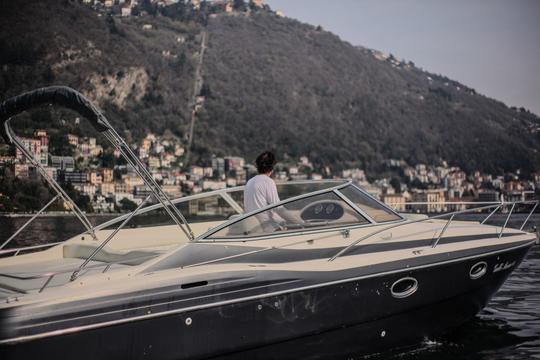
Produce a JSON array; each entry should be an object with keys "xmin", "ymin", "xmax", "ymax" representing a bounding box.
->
[{"xmin": 0, "ymin": 212, "xmax": 122, "ymax": 218}]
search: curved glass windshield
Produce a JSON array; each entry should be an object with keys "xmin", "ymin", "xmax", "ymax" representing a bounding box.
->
[
  {"xmin": 208, "ymin": 191, "xmax": 369, "ymax": 239},
  {"xmin": 338, "ymin": 185, "xmax": 402, "ymax": 222},
  {"xmin": 226, "ymin": 180, "xmax": 345, "ymax": 212}
]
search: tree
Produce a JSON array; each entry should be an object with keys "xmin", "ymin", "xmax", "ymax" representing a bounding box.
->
[
  {"xmin": 390, "ymin": 177, "xmax": 401, "ymax": 193},
  {"xmin": 120, "ymin": 198, "xmax": 137, "ymax": 212},
  {"xmin": 233, "ymin": 0, "xmax": 246, "ymax": 11}
]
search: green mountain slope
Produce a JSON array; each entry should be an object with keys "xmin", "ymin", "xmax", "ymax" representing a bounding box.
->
[
  {"xmin": 1, "ymin": 1, "xmax": 538, "ymax": 175},
  {"xmin": 200, "ymin": 13, "xmax": 539, "ymax": 174},
  {"xmin": 0, "ymin": 0, "xmax": 201, "ymax": 143}
]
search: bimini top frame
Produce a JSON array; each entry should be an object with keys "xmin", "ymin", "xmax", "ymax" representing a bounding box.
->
[{"xmin": 0, "ymin": 86, "xmax": 195, "ymax": 250}]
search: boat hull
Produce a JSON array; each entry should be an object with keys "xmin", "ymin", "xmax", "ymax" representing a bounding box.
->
[{"xmin": 0, "ymin": 242, "xmax": 533, "ymax": 360}]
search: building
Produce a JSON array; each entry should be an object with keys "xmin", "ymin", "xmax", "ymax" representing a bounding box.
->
[
  {"xmin": 381, "ymin": 194, "xmax": 407, "ymax": 212},
  {"xmin": 224, "ymin": 156, "xmax": 245, "ymax": 173},
  {"xmin": 101, "ymin": 168, "xmax": 114, "ymax": 183},
  {"xmin": 202, "ymin": 180, "xmax": 226, "ymax": 191},
  {"xmin": 100, "ymin": 182, "xmax": 115, "ymax": 195},
  {"xmin": 148, "ymin": 156, "xmax": 160, "ymax": 170},
  {"xmin": 123, "ymin": 176, "xmax": 144, "ymax": 192},
  {"xmin": 411, "ymin": 189, "xmax": 446, "ymax": 213},
  {"xmin": 115, "ymin": 183, "xmax": 128, "ymax": 193},
  {"xmin": 14, "ymin": 164, "xmax": 29, "ymax": 178},
  {"xmin": 342, "ymin": 168, "xmax": 366, "ymax": 182},
  {"xmin": 89, "ymin": 171, "xmax": 103, "ymax": 185},
  {"xmin": 212, "ymin": 156, "xmax": 225, "ymax": 178},
  {"xmin": 250, "ymin": 0, "xmax": 263, "ymax": 8},
  {"xmin": 16, "ymin": 138, "xmax": 41, "ymax": 163},
  {"xmin": 67, "ymin": 134, "xmax": 79, "ymax": 146},
  {"xmin": 77, "ymin": 184, "xmax": 96, "ymax": 196},
  {"xmin": 63, "ymin": 171, "xmax": 88, "ymax": 184},
  {"xmin": 50, "ymin": 156, "xmax": 75, "ymax": 172}
]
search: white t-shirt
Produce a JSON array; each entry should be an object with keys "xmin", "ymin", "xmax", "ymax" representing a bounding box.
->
[{"xmin": 244, "ymin": 174, "xmax": 280, "ymax": 213}]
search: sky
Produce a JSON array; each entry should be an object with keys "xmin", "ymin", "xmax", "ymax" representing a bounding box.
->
[{"xmin": 265, "ymin": 0, "xmax": 540, "ymax": 116}]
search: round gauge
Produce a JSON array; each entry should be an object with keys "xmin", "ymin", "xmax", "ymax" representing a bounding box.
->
[
  {"xmin": 314, "ymin": 204, "xmax": 323, "ymax": 214},
  {"xmin": 325, "ymin": 203, "xmax": 335, "ymax": 214}
]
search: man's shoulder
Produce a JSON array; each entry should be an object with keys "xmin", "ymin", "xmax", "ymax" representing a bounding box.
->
[{"xmin": 247, "ymin": 175, "xmax": 274, "ymax": 187}]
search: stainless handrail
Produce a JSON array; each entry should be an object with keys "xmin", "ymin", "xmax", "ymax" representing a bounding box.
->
[
  {"xmin": 102, "ymin": 130, "xmax": 195, "ymax": 241},
  {"xmin": 481, "ymin": 204, "xmax": 501, "ymax": 224},
  {"xmin": 0, "ymin": 241, "xmax": 63, "ymax": 257},
  {"xmin": 6, "ymin": 124, "xmax": 98, "ymax": 240},
  {"xmin": 70, "ymin": 194, "xmax": 152, "ymax": 281},
  {"xmin": 329, "ymin": 200, "xmax": 538, "ymax": 261},
  {"xmin": 1, "ymin": 200, "xmax": 536, "ymax": 292},
  {"xmin": 0, "ymin": 194, "xmax": 60, "ymax": 250},
  {"xmin": 499, "ymin": 203, "xmax": 516, "ymax": 239},
  {"xmin": 520, "ymin": 202, "xmax": 539, "ymax": 231},
  {"xmin": 431, "ymin": 213, "xmax": 454, "ymax": 248}
]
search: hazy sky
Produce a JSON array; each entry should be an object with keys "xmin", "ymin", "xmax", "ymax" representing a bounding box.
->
[{"xmin": 265, "ymin": 0, "xmax": 540, "ymax": 115}]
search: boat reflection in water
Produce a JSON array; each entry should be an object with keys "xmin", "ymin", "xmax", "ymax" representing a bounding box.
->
[{"xmin": 0, "ymin": 87, "xmax": 538, "ymax": 360}]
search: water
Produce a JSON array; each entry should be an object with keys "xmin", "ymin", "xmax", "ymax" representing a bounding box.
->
[{"xmin": 0, "ymin": 213, "xmax": 539, "ymax": 359}]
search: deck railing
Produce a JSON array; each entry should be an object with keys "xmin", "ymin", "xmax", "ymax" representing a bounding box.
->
[
  {"xmin": 328, "ymin": 200, "xmax": 539, "ymax": 261},
  {"xmin": 1, "ymin": 199, "xmax": 537, "ymax": 294}
]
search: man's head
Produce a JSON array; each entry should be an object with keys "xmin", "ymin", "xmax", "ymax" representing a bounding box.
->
[{"xmin": 256, "ymin": 151, "xmax": 276, "ymax": 175}]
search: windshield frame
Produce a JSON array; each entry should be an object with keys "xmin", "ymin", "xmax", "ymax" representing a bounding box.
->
[
  {"xmin": 91, "ymin": 180, "xmax": 347, "ymax": 232},
  {"xmin": 344, "ymin": 183, "xmax": 404, "ymax": 222},
  {"xmin": 198, "ymin": 181, "xmax": 404, "ymax": 242}
]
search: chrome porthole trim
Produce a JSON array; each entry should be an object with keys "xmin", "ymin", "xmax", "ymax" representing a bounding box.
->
[
  {"xmin": 469, "ymin": 261, "xmax": 488, "ymax": 280},
  {"xmin": 390, "ymin": 277, "xmax": 418, "ymax": 299}
]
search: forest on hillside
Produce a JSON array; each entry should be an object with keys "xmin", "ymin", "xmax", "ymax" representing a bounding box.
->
[{"xmin": 0, "ymin": 0, "xmax": 539, "ymax": 178}]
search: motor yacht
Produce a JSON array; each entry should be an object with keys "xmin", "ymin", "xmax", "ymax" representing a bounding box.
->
[{"xmin": 0, "ymin": 87, "xmax": 538, "ymax": 359}]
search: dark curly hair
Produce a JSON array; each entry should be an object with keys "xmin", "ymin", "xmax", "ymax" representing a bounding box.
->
[{"xmin": 255, "ymin": 151, "xmax": 276, "ymax": 174}]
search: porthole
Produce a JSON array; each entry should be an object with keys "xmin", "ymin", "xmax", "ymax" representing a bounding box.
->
[
  {"xmin": 391, "ymin": 277, "xmax": 418, "ymax": 299},
  {"xmin": 469, "ymin": 261, "xmax": 487, "ymax": 280}
]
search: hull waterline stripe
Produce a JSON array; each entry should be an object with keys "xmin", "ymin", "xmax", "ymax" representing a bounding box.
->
[{"xmin": 0, "ymin": 239, "xmax": 535, "ymax": 346}]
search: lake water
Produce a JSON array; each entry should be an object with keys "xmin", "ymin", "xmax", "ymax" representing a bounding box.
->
[{"xmin": 0, "ymin": 213, "xmax": 538, "ymax": 359}]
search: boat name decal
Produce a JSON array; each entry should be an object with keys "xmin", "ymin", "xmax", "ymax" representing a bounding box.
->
[{"xmin": 493, "ymin": 261, "xmax": 515, "ymax": 273}]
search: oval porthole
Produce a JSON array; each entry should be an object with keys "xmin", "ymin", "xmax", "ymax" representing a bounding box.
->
[
  {"xmin": 391, "ymin": 277, "xmax": 418, "ymax": 299},
  {"xmin": 469, "ymin": 261, "xmax": 487, "ymax": 280}
]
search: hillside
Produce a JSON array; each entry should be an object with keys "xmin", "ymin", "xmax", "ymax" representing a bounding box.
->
[
  {"xmin": 1, "ymin": 0, "xmax": 539, "ymax": 176},
  {"xmin": 0, "ymin": 0, "xmax": 202, "ymax": 143}
]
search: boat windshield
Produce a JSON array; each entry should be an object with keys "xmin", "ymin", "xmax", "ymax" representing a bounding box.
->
[
  {"xmin": 339, "ymin": 185, "xmax": 402, "ymax": 222},
  {"xmin": 225, "ymin": 180, "xmax": 346, "ymax": 212},
  {"xmin": 99, "ymin": 180, "xmax": 345, "ymax": 231},
  {"xmin": 206, "ymin": 190, "xmax": 370, "ymax": 239}
]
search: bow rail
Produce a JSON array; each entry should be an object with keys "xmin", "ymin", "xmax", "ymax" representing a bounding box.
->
[{"xmin": 328, "ymin": 200, "xmax": 539, "ymax": 261}]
